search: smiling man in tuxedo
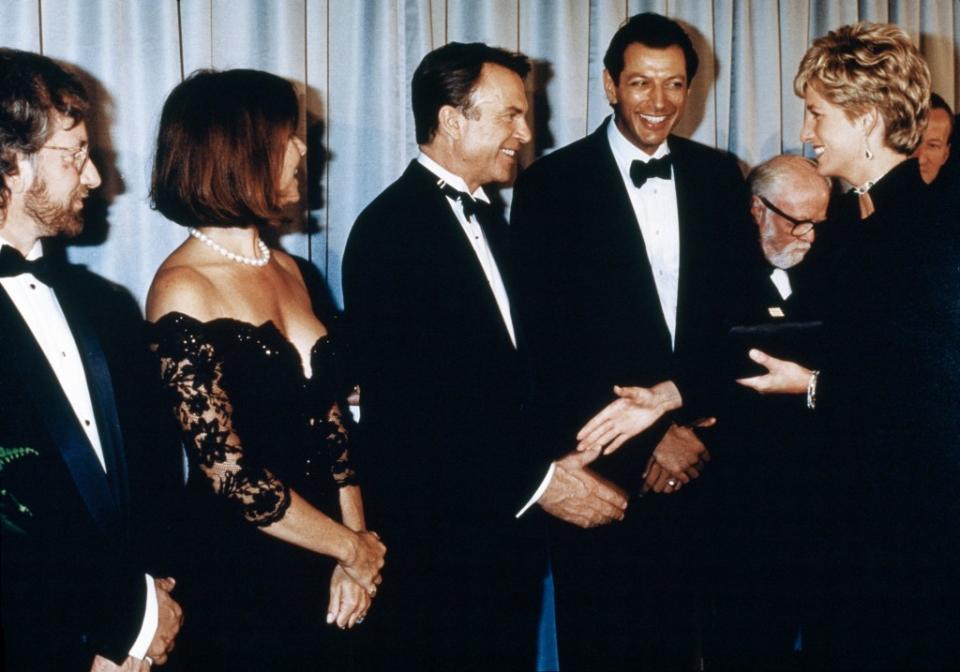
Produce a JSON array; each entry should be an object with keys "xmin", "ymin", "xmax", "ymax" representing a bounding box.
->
[
  {"xmin": 511, "ymin": 13, "xmax": 755, "ymax": 669},
  {"xmin": 343, "ymin": 41, "xmax": 626, "ymax": 669},
  {"xmin": 0, "ymin": 49, "xmax": 182, "ymax": 671}
]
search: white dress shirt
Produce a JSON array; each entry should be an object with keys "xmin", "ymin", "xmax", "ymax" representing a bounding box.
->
[
  {"xmin": 417, "ymin": 152, "xmax": 517, "ymax": 348},
  {"xmin": 0, "ymin": 236, "xmax": 157, "ymax": 659},
  {"xmin": 770, "ymin": 268, "xmax": 793, "ymax": 301},
  {"xmin": 606, "ymin": 117, "xmax": 681, "ymax": 348}
]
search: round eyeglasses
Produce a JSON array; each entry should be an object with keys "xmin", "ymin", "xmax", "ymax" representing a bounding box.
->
[
  {"xmin": 758, "ymin": 195, "xmax": 821, "ymax": 238},
  {"xmin": 42, "ymin": 143, "xmax": 90, "ymax": 173}
]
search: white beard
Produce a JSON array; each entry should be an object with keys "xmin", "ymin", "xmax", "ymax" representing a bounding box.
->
[{"xmin": 761, "ymin": 224, "xmax": 809, "ymax": 270}]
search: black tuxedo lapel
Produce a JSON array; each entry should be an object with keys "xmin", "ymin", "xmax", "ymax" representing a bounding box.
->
[
  {"xmin": 589, "ymin": 123, "xmax": 674, "ymax": 354},
  {"xmin": 56, "ymin": 280, "xmax": 131, "ymax": 531},
  {"xmin": 670, "ymin": 137, "xmax": 701, "ymax": 355},
  {"xmin": 408, "ymin": 162, "xmax": 517, "ymax": 351},
  {"xmin": 0, "ymin": 286, "xmax": 123, "ymax": 539}
]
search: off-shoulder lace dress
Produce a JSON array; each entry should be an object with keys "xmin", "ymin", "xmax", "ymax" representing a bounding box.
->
[{"xmin": 150, "ymin": 263, "xmax": 359, "ymax": 670}]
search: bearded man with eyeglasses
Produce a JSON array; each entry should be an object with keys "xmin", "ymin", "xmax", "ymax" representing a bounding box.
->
[{"xmin": 0, "ymin": 49, "xmax": 183, "ymax": 671}]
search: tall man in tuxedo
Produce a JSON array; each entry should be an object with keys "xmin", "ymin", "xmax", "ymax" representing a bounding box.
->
[
  {"xmin": 343, "ymin": 42, "xmax": 626, "ymax": 669},
  {"xmin": 511, "ymin": 13, "xmax": 754, "ymax": 669},
  {"xmin": 0, "ymin": 49, "xmax": 182, "ymax": 671}
]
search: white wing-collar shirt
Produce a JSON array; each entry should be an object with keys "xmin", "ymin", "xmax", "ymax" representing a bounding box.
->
[
  {"xmin": 416, "ymin": 152, "xmax": 517, "ymax": 348},
  {"xmin": 0, "ymin": 235, "xmax": 158, "ymax": 659},
  {"xmin": 606, "ymin": 117, "xmax": 681, "ymax": 349}
]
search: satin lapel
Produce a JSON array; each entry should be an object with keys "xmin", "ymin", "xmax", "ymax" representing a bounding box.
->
[
  {"xmin": 591, "ymin": 126, "xmax": 673, "ymax": 351},
  {"xmin": 0, "ymin": 287, "xmax": 122, "ymax": 538},
  {"xmin": 669, "ymin": 137, "xmax": 695, "ymax": 351},
  {"xmin": 408, "ymin": 162, "xmax": 517, "ymax": 350},
  {"xmin": 54, "ymin": 280, "xmax": 130, "ymax": 534}
]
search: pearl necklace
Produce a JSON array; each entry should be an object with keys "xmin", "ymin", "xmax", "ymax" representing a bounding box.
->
[{"xmin": 188, "ymin": 227, "xmax": 271, "ymax": 267}]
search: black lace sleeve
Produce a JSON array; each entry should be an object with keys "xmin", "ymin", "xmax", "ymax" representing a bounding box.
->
[
  {"xmin": 152, "ymin": 316, "xmax": 291, "ymax": 527},
  {"xmin": 321, "ymin": 401, "xmax": 357, "ymax": 487}
]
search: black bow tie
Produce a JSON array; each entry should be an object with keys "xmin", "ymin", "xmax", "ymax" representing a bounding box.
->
[
  {"xmin": 439, "ymin": 183, "xmax": 489, "ymax": 221},
  {"xmin": 629, "ymin": 155, "xmax": 673, "ymax": 188},
  {"xmin": 0, "ymin": 245, "xmax": 62, "ymax": 286}
]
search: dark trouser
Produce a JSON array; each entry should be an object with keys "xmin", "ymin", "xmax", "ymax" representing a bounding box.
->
[{"xmin": 550, "ymin": 491, "xmax": 703, "ymax": 671}]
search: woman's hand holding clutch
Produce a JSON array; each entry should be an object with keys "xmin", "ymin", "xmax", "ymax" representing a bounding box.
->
[{"xmin": 736, "ymin": 349, "xmax": 811, "ymax": 394}]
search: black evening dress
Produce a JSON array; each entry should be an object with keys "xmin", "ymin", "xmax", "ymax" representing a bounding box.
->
[{"xmin": 150, "ymin": 259, "xmax": 357, "ymax": 671}]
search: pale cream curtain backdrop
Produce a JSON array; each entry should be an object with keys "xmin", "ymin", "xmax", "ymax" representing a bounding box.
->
[{"xmin": 1, "ymin": 0, "xmax": 958, "ymax": 305}]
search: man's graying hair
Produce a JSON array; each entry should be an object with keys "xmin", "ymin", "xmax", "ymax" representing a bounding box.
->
[
  {"xmin": 412, "ymin": 42, "xmax": 530, "ymax": 145},
  {"xmin": 748, "ymin": 155, "xmax": 831, "ymax": 198}
]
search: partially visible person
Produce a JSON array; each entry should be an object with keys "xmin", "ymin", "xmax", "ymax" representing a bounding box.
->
[
  {"xmin": 0, "ymin": 48, "xmax": 183, "ymax": 671},
  {"xmin": 343, "ymin": 42, "xmax": 558, "ymax": 670},
  {"xmin": 738, "ymin": 23, "xmax": 960, "ymax": 669},
  {"xmin": 746, "ymin": 154, "xmax": 829, "ymax": 318},
  {"xmin": 913, "ymin": 92, "xmax": 953, "ymax": 184},
  {"xmin": 511, "ymin": 13, "xmax": 753, "ymax": 670},
  {"xmin": 704, "ymin": 154, "xmax": 831, "ymax": 670},
  {"xmin": 146, "ymin": 69, "xmax": 385, "ymax": 671}
]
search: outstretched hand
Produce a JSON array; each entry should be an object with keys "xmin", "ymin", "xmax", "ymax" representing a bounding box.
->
[
  {"xmin": 576, "ymin": 381, "xmax": 682, "ymax": 454},
  {"xmin": 736, "ymin": 349, "xmax": 811, "ymax": 395}
]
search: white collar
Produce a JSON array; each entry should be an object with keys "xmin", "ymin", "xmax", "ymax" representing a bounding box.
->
[
  {"xmin": 606, "ymin": 115, "xmax": 671, "ymax": 172},
  {"xmin": 417, "ymin": 152, "xmax": 490, "ymax": 203},
  {"xmin": 0, "ymin": 234, "xmax": 43, "ymax": 260}
]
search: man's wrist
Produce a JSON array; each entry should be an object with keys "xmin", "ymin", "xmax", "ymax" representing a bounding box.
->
[{"xmin": 652, "ymin": 380, "xmax": 683, "ymax": 414}]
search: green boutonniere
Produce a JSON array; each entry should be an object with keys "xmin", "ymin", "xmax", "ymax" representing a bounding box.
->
[{"xmin": 1, "ymin": 446, "xmax": 39, "ymax": 535}]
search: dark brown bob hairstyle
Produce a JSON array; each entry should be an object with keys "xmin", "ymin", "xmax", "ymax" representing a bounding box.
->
[{"xmin": 150, "ymin": 68, "xmax": 299, "ymax": 228}]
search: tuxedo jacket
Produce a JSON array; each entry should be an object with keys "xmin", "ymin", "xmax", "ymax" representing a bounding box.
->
[
  {"xmin": 511, "ymin": 120, "xmax": 755, "ymax": 490},
  {"xmin": 342, "ymin": 160, "xmax": 542, "ymax": 667},
  {"xmin": 343, "ymin": 160, "xmax": 541, "ymax": 544},
  {"xmin": 0, "ymin": 263, "xmax": 181, "ymax": 670}
]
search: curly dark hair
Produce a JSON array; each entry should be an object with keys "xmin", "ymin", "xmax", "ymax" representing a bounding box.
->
[{"xmin": 0, "ymin": 48, "xmax": 89, "ymax": 218}]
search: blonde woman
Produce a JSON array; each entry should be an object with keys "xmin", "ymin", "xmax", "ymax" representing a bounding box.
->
[{"xmin": 736, "ymin": 23, "xmax": 960, "ymax": 668}]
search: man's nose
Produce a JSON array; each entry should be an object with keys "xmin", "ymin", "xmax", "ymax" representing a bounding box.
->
[{"xmin": 81, "ymin": 159, "xmax": 101, "ymax": 189}]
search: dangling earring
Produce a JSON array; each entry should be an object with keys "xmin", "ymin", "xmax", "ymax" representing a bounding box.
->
[{"xmin": 864, "ymin": 137, "xmax": 874, "ymax": 160}]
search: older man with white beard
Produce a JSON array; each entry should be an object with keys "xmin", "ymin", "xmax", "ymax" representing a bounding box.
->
[
  {"xmin": 746, "ymin": 155, "xmax": 830, "ymax": 320},
  {"xmin": 703, "ymin": 153, "xmax": 832, "ymax": 669}
]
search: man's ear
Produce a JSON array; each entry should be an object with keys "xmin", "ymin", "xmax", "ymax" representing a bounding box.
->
[
  {"xmin": 602, "ymin": 69, "xmax": 618, "ymax": 106},
  {"xmin": 749, "ymin": 194, "xmax": 765, "ymax": 223},
  {"xmin": 437, "ymin": 105, "xmax": 462, "ymax": 141},
  {"xmin": 8, "ymin": 157, "xmax": 34, "ymax": 195}
]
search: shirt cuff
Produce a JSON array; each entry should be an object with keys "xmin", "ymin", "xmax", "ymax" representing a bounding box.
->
[
  {"xmin": 515, "ymin": 463, "xmax": 556, "ymax": 518},
  {"xmin": 128, "ymin": 574, "xmax": 158, "ymax": 659}
]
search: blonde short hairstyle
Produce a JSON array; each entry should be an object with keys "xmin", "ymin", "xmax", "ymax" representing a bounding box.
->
[{"xmin": 794, "ymin": 22, "xmax": 930, "ymax": 155}]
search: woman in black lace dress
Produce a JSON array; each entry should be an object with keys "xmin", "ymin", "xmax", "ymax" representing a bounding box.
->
[{"xmin": 145, "ymin": 69, "xmax": 385, "ymax": 670}]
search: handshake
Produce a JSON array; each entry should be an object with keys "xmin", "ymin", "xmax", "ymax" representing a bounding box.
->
[{"xmin": 537, "ymin": 380, "xmax": 712, "ymax": 528}]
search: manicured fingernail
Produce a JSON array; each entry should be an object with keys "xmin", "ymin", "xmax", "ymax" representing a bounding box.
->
[{"xmin": 326, "ymin": 612, "xmax": 334, "ymax": 623}]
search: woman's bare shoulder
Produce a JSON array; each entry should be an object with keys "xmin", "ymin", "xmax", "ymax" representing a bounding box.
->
[{"xmin": 147, "ymin": 248, "xmax": 220, "ymax": 323}]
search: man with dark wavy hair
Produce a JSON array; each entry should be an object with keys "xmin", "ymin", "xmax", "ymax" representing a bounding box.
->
[
  {"xmin": 512, "ymin": 13, "xmax": 755, "ymax": 669},
  {"xmin": 0, "ymin": 49, "xmax": 182, "ymax": 671}
]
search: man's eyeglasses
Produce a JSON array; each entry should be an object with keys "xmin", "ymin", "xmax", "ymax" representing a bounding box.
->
[
  {"xmin": 758, "ymin": 195, "xmax": 820, "ymax": 237},
  {"xmin": 42, "ymin": 144, "xmax": 90, "ymax": 172}
]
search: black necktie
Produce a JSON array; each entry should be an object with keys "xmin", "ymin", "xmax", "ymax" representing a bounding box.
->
[
  {"xmin": 630, "ymin": 155, "xmax": 672, "ymax": 188},
  {"xmin": 0, "ymin": 245, "xmax": 61, "ymax": 286}
]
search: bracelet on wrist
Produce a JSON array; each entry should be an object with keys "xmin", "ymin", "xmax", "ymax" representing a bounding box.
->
[{"xmin": 806, "ymin": 370, "xmax": 821, "ymax": 410}]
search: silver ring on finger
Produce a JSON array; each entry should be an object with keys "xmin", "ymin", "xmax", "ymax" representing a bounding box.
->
[
  {"xmin": 144, "ymin": 656, "xmax": 154, "ymax": 667},
  {"xmin": 667, "ymin": 478, "xmax": 678, "ymax": 488}
]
